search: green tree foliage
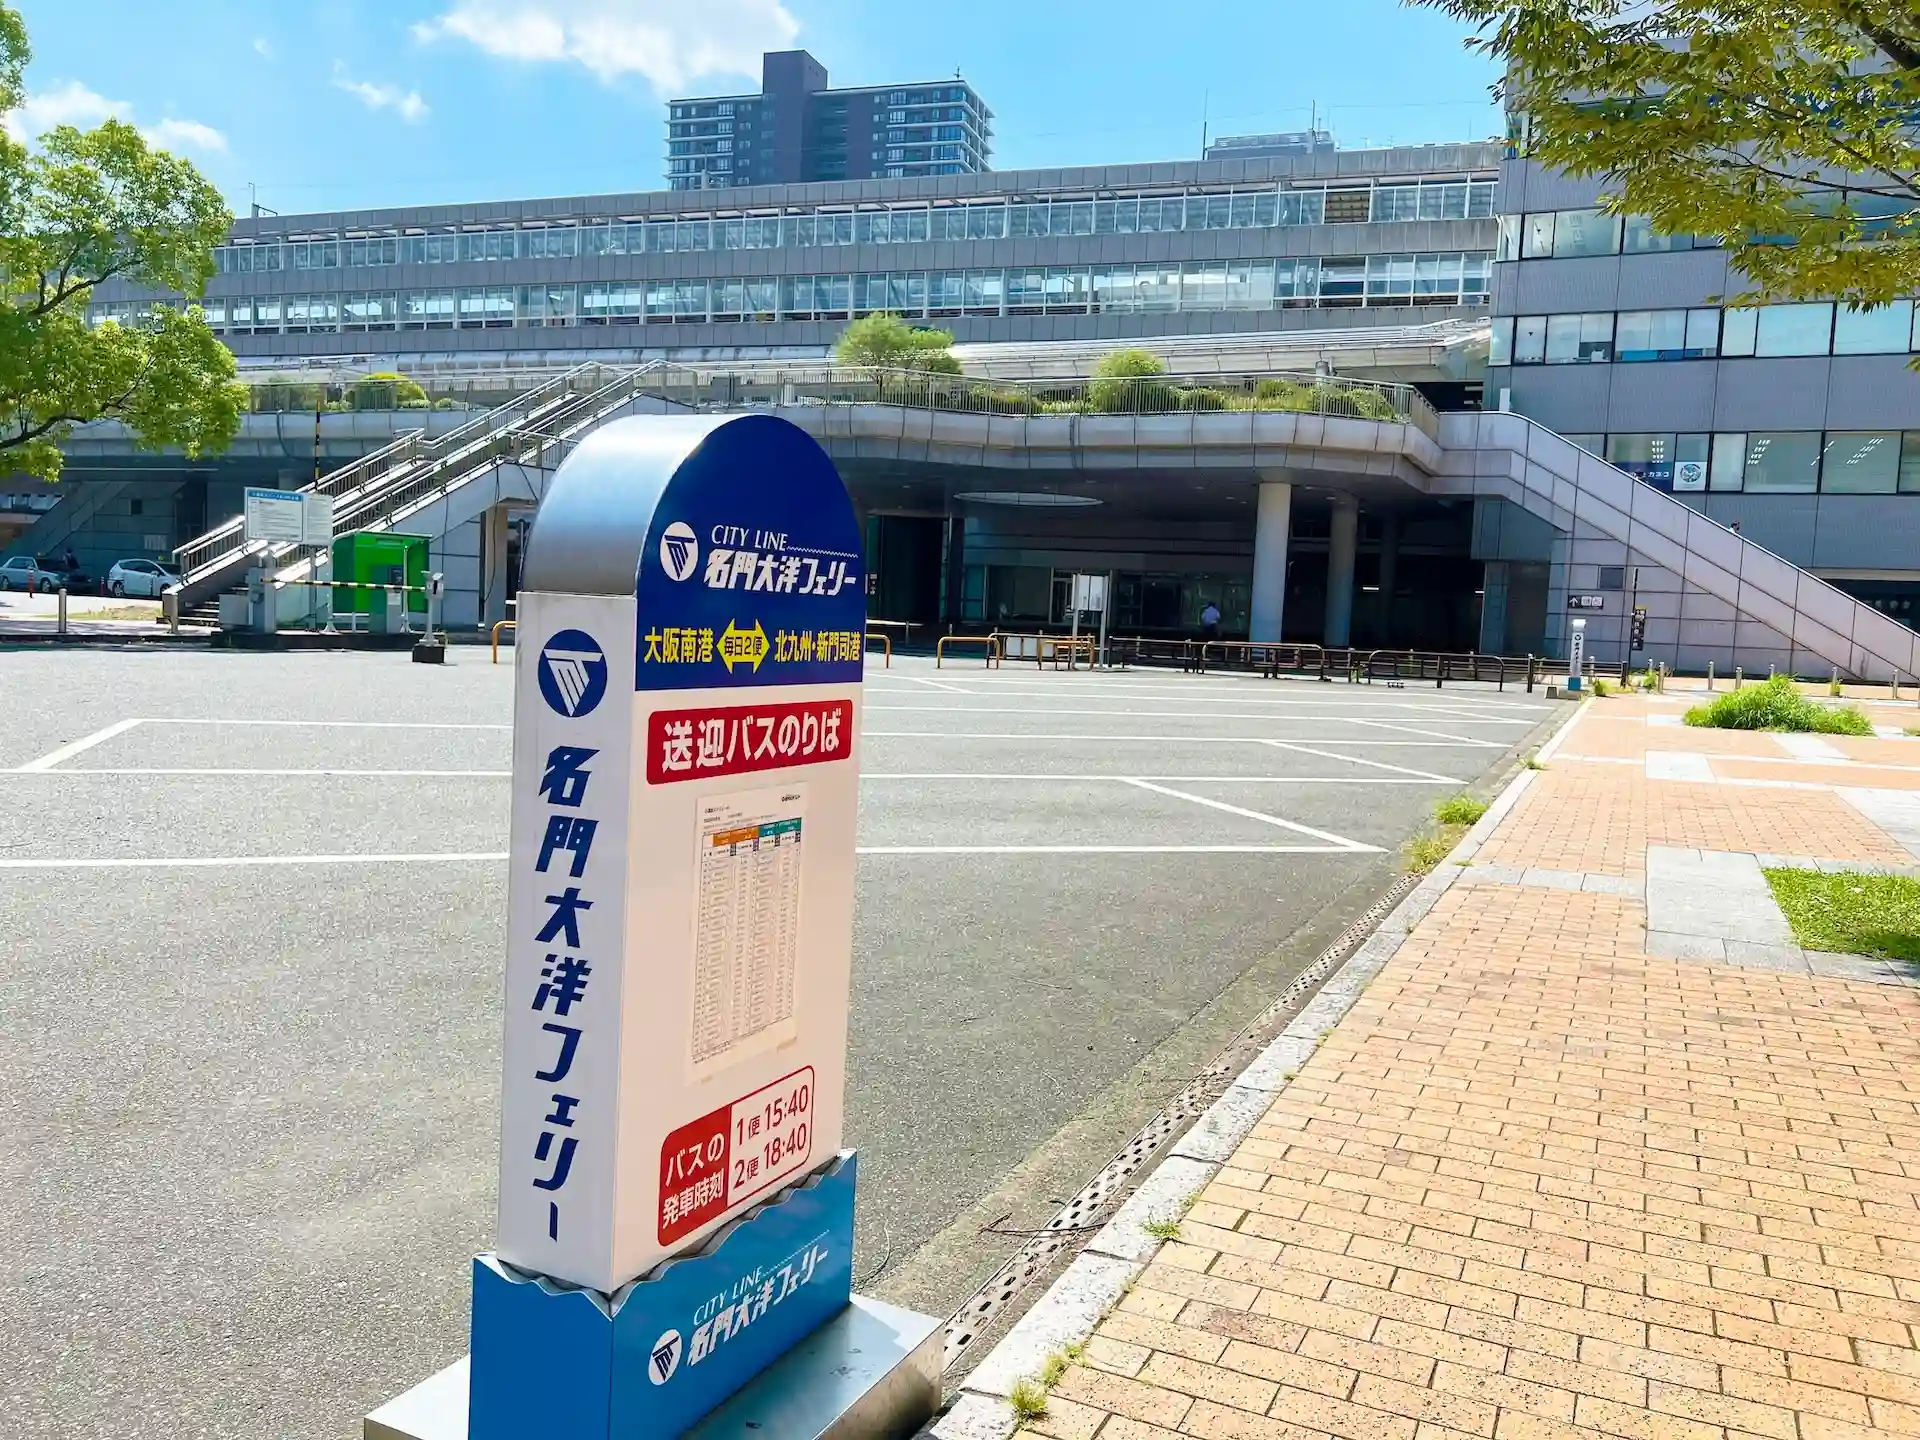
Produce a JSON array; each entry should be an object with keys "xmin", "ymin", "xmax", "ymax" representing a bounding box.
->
[
  {"xmin": 1414, "ymin": 1, "xmax": 1920, "ymax": 307},
  {"xmin": 1091, "ymin": 347, "xmax": 1166, "ymax": 380},
  {"xmin": 351, "ymin": 372, "xmax": 431, "ymax": 410},
  {"xmin": 0, "ymin": 4, "xmax": 242, "ymax": 479},
  {"xmin": 834, "ymin": 313, "xmax": 960, "ymax": 375},
  {"xmin": 1088, "ymin": 347, "xmax": 1168, "ymax": 411}
]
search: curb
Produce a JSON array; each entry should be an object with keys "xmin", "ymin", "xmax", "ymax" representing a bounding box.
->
[{"xmin": 929, "ymin": 699, "xmax": 1588, "ymax": 1439}]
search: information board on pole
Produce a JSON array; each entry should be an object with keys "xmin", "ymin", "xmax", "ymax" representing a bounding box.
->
[
  {"xmin": 1071, "ymin": 573, "xmax": 1108, "ymax": 613},
  {"xmin": 495, "ymin": 414, "xmax": 864, "ymax": 1297},
  {"xmin": 242, "ymin": 487, "xmax": 305, "ymax": 545},
  {"xmin": 301, "ymin": 492, "xmax": 335, "ymax": 546}
]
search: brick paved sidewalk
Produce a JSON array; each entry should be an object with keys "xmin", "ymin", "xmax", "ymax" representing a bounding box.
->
[{"xmin": 1020, "ymin": 694, "xmax": 1920, "ymax": 1440}]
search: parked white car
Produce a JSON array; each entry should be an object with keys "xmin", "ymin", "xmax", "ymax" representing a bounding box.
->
[
  {"xmin": 107, "ymin": 559, "xmax": 180, "ymax": 598},
  {"xmin": 0, "ymin": 555, "xmax": 62, "ymax": 591}
]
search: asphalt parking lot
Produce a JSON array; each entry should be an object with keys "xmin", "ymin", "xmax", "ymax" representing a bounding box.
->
[{"xmin": 0, "ymin": 645, "xmax": 1556, "ymax": 1438}]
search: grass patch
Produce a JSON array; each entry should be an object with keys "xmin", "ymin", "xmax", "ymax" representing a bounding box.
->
[
  {"xmin": 1405, "ymin": 832, "xmax": 1458, "ymax": 873},
  {"xmin": 1524, "ymin": 755, "xmax": 1546, "ymax": 771},
  {"xmin": 1764, "ymin": 868, "xmax": 1920, "ymax": 963},
  {"xmin": 1008, "ymin": 1379, "xmax": 1048, "ymax": 1421},
  {"xmin": 1589, "ymin": 677, "xmax": 1613, "ymax": 697},
  {"xmin": 1406, "ymin": 793, "xmax": 1489, "ymax": 872},
  {"xmin": 1684, "ymin": 676, "xmax": 1872, "ymax": 735},
  {"xmin": 1009, "ymin": 1343, "xmax": 1087, "ymax": 1422},
  {"xmin": 1434, "ymin": 794, "xmax": 1489, "ymax": 827},
  {"xmin": 1142, "ymin": 1218, "xmax": 1182, "ymax": 1241}
]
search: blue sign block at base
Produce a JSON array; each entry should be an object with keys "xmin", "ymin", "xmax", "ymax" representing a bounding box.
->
[
  {"xmin": 469, "ymin": 1153, "xmax": 856, "ymax": 1440},
  {"xmin": 365, "ymin": 1295, "xmax": 941, "ymax": 1440}
]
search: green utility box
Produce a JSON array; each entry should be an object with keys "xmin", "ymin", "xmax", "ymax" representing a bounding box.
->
[{"xmin": 331, "ymin": 532, "xmax": 428, "ymax": 616}]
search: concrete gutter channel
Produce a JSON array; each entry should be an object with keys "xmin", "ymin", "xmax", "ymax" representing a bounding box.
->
[{"xmin": 917, "ymin": 696, "xmax": 1581, "ymax": 1439}]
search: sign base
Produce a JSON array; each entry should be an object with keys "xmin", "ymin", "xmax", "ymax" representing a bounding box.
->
[
  {"xmin": 386, "ymin": 1154, "xmax": 890, "ymax": 1439},
  {"xmin": 365, "ymin": 1294, "xmax": 941, "ymax": 1440}
]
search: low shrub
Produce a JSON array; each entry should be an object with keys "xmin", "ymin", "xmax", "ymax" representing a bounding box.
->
[
  {"xmin": 1176, "ymin": 386, "xmax": 1230, "ymax": 412},
  {"xmin": 1684, "ymin": 675, "xmax": 1872, "ymax": 735},
  {"xmin": 1434, "ymin": 794, "xmax": 1489, "ymax": 827}
]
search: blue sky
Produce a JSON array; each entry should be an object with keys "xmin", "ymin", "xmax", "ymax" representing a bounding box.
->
[{"xmin": 10, "ymin": 1, "xmax": 1502, "ymax": 216}]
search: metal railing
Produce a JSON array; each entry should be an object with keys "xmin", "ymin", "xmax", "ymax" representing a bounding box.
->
[
  {"xmin": 336, "ymin": 367, "xmax": 659, "ymax": 537},
  {"xmin": 620, "ymin": 363, "xmax": 1439, "ymax": 439},
  {"xmin": 994, "ymin": 631, "xmax": 1096, "ymax": 669},
  {"xmin": 1113, "ymin": 639, "xmax": 1546, "ymax": 689},
  {"xmin": 169, "ymin": 361, "xmax": 664, "ymax": 595},
  {"xmin": 225, "ymin": 362, "xmax": 1439, "ymax": 440},
  {"xmin": 936, "ymin": 634, "xmax": 1002, "ymax": 668}
]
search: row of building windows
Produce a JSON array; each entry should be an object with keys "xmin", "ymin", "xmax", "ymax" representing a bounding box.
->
[
  {"xmin": 1490, "ymin": 301, "xmax": 1920, "ymax": 366},
  {"xmin": 210, "ymin": 179, "xmax": 1498, "ymax": 275},
  {"xmin": 1497, "ymin": 197, "xmax": 1914, "ymax": 262},
  {"xmin": 1581, "ymin": 431, "xmax": 1920, "ymax": 496},
  {"xmin": 94, "ymin": 254, "xmax": 1492, "ymax": 334}
]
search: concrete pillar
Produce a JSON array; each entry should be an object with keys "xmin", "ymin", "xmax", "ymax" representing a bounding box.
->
[
  {"xmin": 1250, "ymin": 480, "xmax": 1292, "ymax": 642},
  {"xmin": 1479, "ymin": 561, "xmax": 1511, "ymax": 654},
  {"xmin": 1376, "ymin": 513, "xmax": 1401, "ymax": 646},
  {"xmin": 1324, "ymin": 494, "xmax": 1359, "ymax": 647}
]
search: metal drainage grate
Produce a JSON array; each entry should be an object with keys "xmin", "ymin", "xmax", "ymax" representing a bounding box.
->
[{"xmin": 939, "ymin": 870, "xmax": 1420, "ymax": 1370}]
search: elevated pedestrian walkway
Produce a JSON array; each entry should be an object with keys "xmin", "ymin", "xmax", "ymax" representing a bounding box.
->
[{"xmin": 153, "ymin": 360, "xmax": 1920, "ymax": 680}]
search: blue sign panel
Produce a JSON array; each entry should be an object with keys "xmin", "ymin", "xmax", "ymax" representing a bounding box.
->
[
  {"xmin": 470, "ymin": 1153, "xmax": 857, "ymax": 1440},
  {"xmin": 632, "ymin": 416, "xmax": 865, "ymax": 691}
]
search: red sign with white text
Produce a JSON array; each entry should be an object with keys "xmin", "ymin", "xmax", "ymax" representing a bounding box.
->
[
  {"xmin": 657, "ymin": 1066, "xmax": 815, "ymax": 1245},
  {"xmin": 645, "ymin": 699, "xmax": 853, "ymax": 785}
]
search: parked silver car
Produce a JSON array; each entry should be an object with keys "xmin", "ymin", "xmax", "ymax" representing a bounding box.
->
[
  {"xmin": 0, "ymin": 555, "xmax": 62, "ymax": 591},
  {"xmin": 107, "ymin": 558, "xmax": 180, "ymax": 598}
]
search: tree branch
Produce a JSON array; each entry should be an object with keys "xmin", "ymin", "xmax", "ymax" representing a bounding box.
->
[
  {"xmin": 0, "ymin": 410, "xmax": 86, "ymax": 450},
  {"xmin": 26, "ymin": 258, "xmax": 132, "ymax": 317},
  {"xmin": 1855, "ymin": 21, "xmax": 1920, "ymax": 74}
]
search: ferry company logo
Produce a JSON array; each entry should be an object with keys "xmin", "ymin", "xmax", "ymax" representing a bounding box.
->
[{"xmin": 538, "ymin": 629, "xmax": 608, "ymax": 717}]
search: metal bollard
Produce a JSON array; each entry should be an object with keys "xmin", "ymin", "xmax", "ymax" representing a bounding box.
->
[
  {"xmin": 1735, "ymin": 666, "xmax": 1743, "ymax": 690},
  {"xmin": 1707, "ymin": 661, "xmax": 1715, "ymax": 691},
  {"xmin": 57, "ymin": 587, "xmax": 67, "ymax": 636}
]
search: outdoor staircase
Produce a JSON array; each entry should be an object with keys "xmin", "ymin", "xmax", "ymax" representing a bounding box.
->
[
  {"xmin": 165, "ymin": 361, "xmax": 672, "ymax": 616},
  {"xmin": 23, "ymin": 478, "xmax": 133, "ymax": 562}
]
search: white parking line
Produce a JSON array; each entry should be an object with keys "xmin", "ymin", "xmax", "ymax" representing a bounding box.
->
[
  {"xmin": 0, "ymin": 843, "xmax": 1367, "ymax": 869},
  {"xmin": 865, "ymin": 773, "xmax": 1455, "ymax": 785},
  {"xmin": 19, "ymin": 767, "xmax": 516, "ymax": 778},
  {"xmin": 857, "ymin": 845, "xmax": 1362, "ymax": 855},
  {"xmin": 877, "ymin": 674, "xmax": 975, "ymax": 695},
  {"xmin": 1118, "ymin": 778, "xmax": 1379, "ymax": 851},
  {"xmin": 14, "ymin": 718, "xmax": 146, "ymax": 772},
  {"xmin": 145, "ymin": 717, "xmax": 514, "ymax": 730},
  {"xmin": 864, "ymin": 731, "xmax": 1499, "ymax": 747},
  {"xmin": 863, "ymin": 704, "xmax": 1533, "ymax": 725},
  {"xmin": 1342, "ymin": 717, "xmax": 1490, "ymax": 745},
  {"xmin": 1256, "ymin": 739, "xmax": 1472, "ymax": 783},
  {"xmin": 15, "ymin": 769, "xmax": 1458, "ymax": 784},
  {"xmin": 0, "ymin": 851, "xmax": 511, "ymax": 869}
]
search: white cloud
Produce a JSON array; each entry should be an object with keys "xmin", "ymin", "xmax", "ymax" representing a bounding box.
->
[
  {"xmin": 252, "ymin": 37, "xmax": 276, "ymax": 60},
  {"xmin": 411, "ymin": 0, "xmax": 798, "ymax": 91},
  {"xmin": 3, "ymin": 79, "xmax": 127, "ymax": 140},
  {"xmin": 2, "ymin": 79, "xmax": 225, "ymax": 154},
  {"xmin": 332, "ymin": 68, "xmax": 431, "ymax": 123},
  {"xmin": 145, "ymin": 117, "xmax": 229, "ymax": 154}
]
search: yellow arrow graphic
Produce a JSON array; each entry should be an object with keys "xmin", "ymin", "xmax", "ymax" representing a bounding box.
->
[{"xmin": 719, "ymin": 619, "xmax": 769, "ymax": 673}]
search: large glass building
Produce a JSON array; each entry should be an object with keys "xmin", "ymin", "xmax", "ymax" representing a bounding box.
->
[
  {"xmin": 666, "ymin": 49, "xmax": 992, "ymax": 190},
  {"xmin": 97, "ymin": 142, "xmax": 1499, "ymax": 367},
  {"xmin": 1484, "ymin": 152, "xmax": 1920, "ymax": 660},
  {"xmin": 51, "ymin": 141, "xmax": 1503, "ymax": 639}
]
